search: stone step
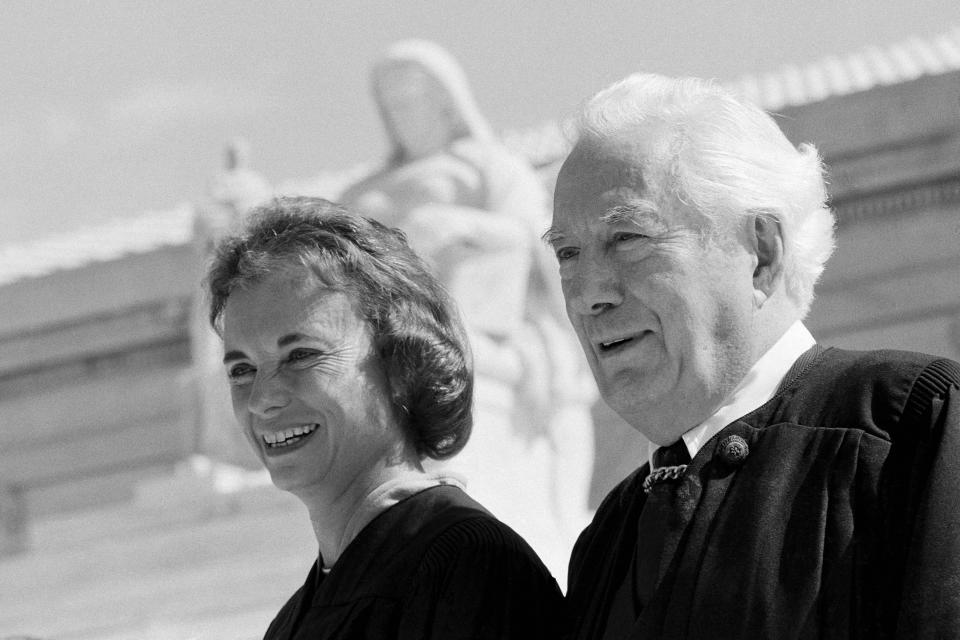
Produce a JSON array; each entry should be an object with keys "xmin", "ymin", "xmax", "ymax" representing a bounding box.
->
[{"xmin": 0, "ymin": 464, "xmax": 318, "ymax": 640}]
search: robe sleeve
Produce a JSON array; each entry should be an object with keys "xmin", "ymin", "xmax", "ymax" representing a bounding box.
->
[
  {"xmin": 896, "ymin": 360, "xmax": 960, "ymax": 638},
  {"xmin": 397, "ymin": 516, "xmax": 564, "ymax": 640}
]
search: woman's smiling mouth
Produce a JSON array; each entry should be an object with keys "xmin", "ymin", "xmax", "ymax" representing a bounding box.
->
[{"xmin": 262, "ymin": 424, "xmax": 320, "ymax": 454}]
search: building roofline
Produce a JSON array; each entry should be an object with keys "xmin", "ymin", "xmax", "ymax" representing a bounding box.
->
[{"xmin": 3, "ymin": 26, "xmax": 958, "ymax": 288}]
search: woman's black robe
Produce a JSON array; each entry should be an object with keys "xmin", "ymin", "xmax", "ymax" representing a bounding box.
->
[{"xmin": 263, "ymin": 484, "xmax": 564, "ymax": 639}]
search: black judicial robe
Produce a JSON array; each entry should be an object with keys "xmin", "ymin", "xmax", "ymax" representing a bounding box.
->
[
  {"xmin": 263, "ymin": 484, "xmax": 564, "ymax": 639},
  {"xmin": 566, "ymin": 347, "xmax": 960, "ymax": 640}
]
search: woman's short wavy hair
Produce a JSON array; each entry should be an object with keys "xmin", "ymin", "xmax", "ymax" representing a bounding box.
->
[
  {"xmin": 206, "ymin": 196, "xmax": 473, "ymax": 460},
  {"xmin": 571, "ymin": 73, "xmax": 836, "ymax": 315}
]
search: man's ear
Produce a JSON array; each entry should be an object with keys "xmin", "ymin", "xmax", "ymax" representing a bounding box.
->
[{"xmin": 752, "ymin": 213, "xmax": 784, "ymax": 305}]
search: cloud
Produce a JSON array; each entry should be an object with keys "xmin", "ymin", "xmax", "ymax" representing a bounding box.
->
[
  {"xmin": 105, "ymin": 81, "xmax": 268, "ymax": 132},
  {"xmin": 0, "ymin": 107, "xmax": 85, "ymax": 163},
  {"xmin": 42, "ymin": 108, "xmax": 85, "ymax": 147},
  {"xmin": 5, "ymin": 81, "xmax": 270, "ymax": 157}
]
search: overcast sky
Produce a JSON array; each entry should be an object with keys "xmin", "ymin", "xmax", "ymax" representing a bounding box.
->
[{"xmin": 4, "ymin": 0, "xmax": 960, "ymax": 246}]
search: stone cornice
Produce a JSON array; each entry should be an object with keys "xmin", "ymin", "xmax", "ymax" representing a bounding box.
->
[
  {"xmin": 831, "ymin": 175, "xmax": 960, "ymax": 227},
  {"xmin": 3, "ymin": 28, "xmax": 959, "ymax": 289}
]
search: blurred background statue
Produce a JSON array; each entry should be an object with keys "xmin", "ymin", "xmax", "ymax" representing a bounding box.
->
[
  {"xmin": 190, "ymin": 138, "xmax": 272, "ymax": 469},
  {"xmin": 340, "ymin": 40, "xmax": 596, "ymax": 577},
  {"xmin": 195, "ymin": 138, "xmax": 273, "ymax": 248}
]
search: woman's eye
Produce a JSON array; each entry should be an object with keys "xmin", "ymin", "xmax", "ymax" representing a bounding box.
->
[{"xmin": 287, "ymin": 349, "xmax": 320, "ymax": 366}]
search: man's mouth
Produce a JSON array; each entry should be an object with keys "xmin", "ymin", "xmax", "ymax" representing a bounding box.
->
[
  {"xmin": 262, "ymin": 424, "xmax": 319, "ymax": 451},
  {"xmin": 598, "ymin": 336, "xmax": 635, "ymax": 353}
]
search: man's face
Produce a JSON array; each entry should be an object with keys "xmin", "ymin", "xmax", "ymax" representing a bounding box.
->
[{"xmin": 549, "ymin": 127, "xmax": 759, "ymax": 444}]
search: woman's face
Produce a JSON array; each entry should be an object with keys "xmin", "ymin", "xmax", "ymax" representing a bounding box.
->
[
  {"xmin": 376, "ymin": 62, "xmax": 452, "ymax": 160},
  {"xmin": 220, "ymin": 273, "xmax": 409, "ymax": 497}
]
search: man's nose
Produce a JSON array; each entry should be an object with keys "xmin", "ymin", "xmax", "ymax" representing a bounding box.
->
[
  {"xmin": 247, "ymin": 370, "xmax": 290, "ymax": 418},
  {"xmin": 567, "ymin": 254, "xmax": 623, "ymax": 315}
]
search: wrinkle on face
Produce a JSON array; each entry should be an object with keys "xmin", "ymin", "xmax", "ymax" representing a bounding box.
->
[
  {"xmin": 220, "ymin": 273, "xmax": 408, "ymax": 497},
  {"xmin": 551, "ymin": 127, "xmax": 760, "ymax": 441}
]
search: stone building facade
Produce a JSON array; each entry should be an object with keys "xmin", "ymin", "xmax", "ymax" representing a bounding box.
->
[{"xmin": 1, "ymin": 30, "xmax": 958, "ymax": 639}]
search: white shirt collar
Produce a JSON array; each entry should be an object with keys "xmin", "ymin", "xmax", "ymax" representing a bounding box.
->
[{"xmin": 648, "ymin": 320, "xmax": 816, "ymax": 468}]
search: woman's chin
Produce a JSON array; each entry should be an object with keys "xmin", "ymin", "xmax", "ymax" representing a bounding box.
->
[{"xmin": 267, "ymin": 469, "xmax": 317, "ymax": 495}]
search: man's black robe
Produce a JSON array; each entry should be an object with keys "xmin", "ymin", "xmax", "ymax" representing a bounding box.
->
[
  {"xmin": 566, "ymin": 347, "xmax": 960, "ymax": 639},
  {"xmin": 263, "ymin": 484, "xmax": 564, "ymax": 639}
]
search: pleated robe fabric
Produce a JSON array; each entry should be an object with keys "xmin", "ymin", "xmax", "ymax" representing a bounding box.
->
[
  {"xmin": 566, "ymin": 346, "xmax": 960, "ymax": 640},
  {"xmin": 263, "ymin": 484, "xmax": 564, "ymax": 639}
]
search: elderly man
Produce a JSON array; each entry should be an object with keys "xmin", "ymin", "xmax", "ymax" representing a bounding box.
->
[{"xmin": 547, "ymin": 73, "xmax": 960, "ymax": 639}]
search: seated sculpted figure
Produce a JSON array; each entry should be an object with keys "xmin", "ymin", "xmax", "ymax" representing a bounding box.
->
[{"xmin": 340, "ymin": 40, "xmax": 595, "ymax": 577}]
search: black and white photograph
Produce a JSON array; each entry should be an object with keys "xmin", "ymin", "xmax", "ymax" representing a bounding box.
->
[{"xmin": 2, "ymin": 2, "xmax": 959, "ymax": 638}]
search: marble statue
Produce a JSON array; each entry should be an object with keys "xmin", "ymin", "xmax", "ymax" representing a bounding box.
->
[{"xmin": 340, "ymin": 40, "xmax": 596, "ymax": 580}]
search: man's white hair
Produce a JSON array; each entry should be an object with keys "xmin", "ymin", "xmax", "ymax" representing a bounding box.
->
[{"xmin": 572, "ymin": 73, "xmax": 836, "ymax": 316}]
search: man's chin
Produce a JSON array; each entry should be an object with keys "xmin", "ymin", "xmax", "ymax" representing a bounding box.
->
[{"xmin": 602, "ymin": 376, "xmax": 665, "ymax": 411}]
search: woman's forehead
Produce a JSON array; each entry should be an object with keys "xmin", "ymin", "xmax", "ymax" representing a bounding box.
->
[{"xmin": 223, "ymin": 276, "xmax": 358, "ymax": 336}]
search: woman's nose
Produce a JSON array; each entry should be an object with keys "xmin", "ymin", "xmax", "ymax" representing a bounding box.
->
[{"xmin": 247, "ymin": 370, "xmax": 290, "ymax": 417}]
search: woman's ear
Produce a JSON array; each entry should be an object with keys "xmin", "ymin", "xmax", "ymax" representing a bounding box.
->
[{"xmin": 752, "ymin": 214, "xmax": 784, "ymax": 307}]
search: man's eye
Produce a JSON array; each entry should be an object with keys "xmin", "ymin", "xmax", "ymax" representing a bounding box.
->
[
  {"xmin": 555, "ymin": 246, "xmax": 579, "ymax": 261},
  {"xmin": 613, "ymin": 231, "xmax": 646, "ymax": 243},
  {"xmin": 227, "ymin": 363, "xmax": 256, "ymax": 385}
]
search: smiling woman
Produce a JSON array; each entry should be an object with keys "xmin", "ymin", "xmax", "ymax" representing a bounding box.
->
[{"xmin": 204, "ymin": 196, "xmax": 564, "ymax": 639}]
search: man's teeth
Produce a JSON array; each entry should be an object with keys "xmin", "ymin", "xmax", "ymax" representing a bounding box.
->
[
  {"xmin": 263, "ymin": 424, "xmax": 319, "ymax": 447},
  {"xmin": 600, "ymin": 337, "xmax": 631, "ymax": 350}
]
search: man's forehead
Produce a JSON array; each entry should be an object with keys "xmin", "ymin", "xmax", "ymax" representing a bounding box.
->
[
  {"xmin": 557, "ymin": 137, "xmax": 648, "ymax": 191},
  {"xmin": 556, "ymin": 125, "xmax": 676, "ymax": 207},
  {"xmin": 552, "ymin": 136, "xmax": 666, "ymax": 225}
]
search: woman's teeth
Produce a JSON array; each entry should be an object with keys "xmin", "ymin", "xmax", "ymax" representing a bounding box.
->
[{"xmin": 263, "ymin": 424, "xmax": 319, "ymax": 448}]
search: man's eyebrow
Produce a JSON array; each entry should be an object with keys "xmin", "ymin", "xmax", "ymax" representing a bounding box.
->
[
  {"xmin": 223, "ymin": 350, "xmax": 246, "ymax": 364},
  {"xmin": 540, "ymin": 227, "xmax": 565, "ymax": 246},
  {"xmin": 540, "ymin": 202, "xmax": 662, "ymax": 246},
  {"xmin": 599, "ymin": 202, "xmax": 659, "ymax": 226}
]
